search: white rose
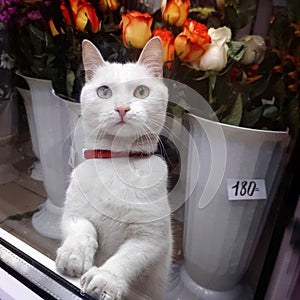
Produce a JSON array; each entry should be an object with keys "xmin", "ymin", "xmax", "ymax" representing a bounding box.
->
[
  {"xmin": 199, "ymin": 26, "xmax": 231, "ymax": 71},
  {"xmin": 199, "ymin": 43, "xmax": 229, "ymax": 71},
  {"xmin": 208, "ymin": 26, "xmax": 231, "ymax": 45},
  {"xmin": 239, "ymin": 35, "xmax": 266, "ymax": 65}
]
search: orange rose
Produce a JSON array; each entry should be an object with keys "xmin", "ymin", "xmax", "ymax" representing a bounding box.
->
[
  {"xmin": 174, "ymin": 19, "xmax": 210, "ymax": 64},
  {"xmin": 57, "ymin": 0, "xmax": 100, "ymax": 33},
  {"xmin": 69, "ymin": 0, "xmax": 81, "ymax": 16},
  {"xmin": 152, "ymin": 28, "xmax": 174, "ymax": 68},
  {"xmin": 99, "ymin": 0, "xmax": 120, "ymax": 11},
  {"xmin": 76, "ymin": 3, "xmax": 100, "ymax": 33},
  {"xmin": 161, "ymin": 0, "xmax": 190, "ymax": 27},
  {"xmin": 120, "ymin": 11, "xmax": 153, "ymax": 49},
  {"xmin": 60, "ymin": 4, "xmax": 72, "ymax": 25}
]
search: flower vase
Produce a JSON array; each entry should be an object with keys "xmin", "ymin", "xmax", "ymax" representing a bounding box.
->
[
  {"xmin": 17, "ymin": 87, "xmax": 43, "ymax": 181},
  {"xmin": 19, "ymin": 74, "xmax": 80, "ymax": 240},
  {"xmin": 171, "ymin": 113, "xmax": 290, "ymax": 300},
  {"xmin": 0, "ymin": 97, "xmax": 18, "ymax": 184},
  {"xmin": 59, "ymin": 98, "xmax": 84, "ymax": 168}
]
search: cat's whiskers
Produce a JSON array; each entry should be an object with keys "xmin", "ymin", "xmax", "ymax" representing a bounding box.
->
[
  {"xmin": 137, "ymin": 122, "xmax": 163, "ymax": 154},
  {"xmin": 84, "ymin": 114, "xmax": 112, "ymax": 149},
  {"xmin": 141, "ymin": 119, "xmax": 178, "ymax": 166},
  {"xmin": 136, "ymin": 124, "xmax": 155, "ymax": 152},
  {"xmin": 128, "ymin": 124, "xmax": 149, "ymax": 152}
]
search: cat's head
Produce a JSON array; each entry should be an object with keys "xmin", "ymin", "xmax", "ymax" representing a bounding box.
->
[{"xmin": 80, "ymin": 37, "xmax": 168, "ymax": 152}]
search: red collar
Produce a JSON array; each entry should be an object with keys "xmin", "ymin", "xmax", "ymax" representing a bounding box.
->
[{"xmin": 84, "ymin": 149, "xmax": 152, "ymax": 159}]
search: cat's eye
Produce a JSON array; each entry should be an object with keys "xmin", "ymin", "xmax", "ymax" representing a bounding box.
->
[
  {"xmin": 134, "ymin": 85, "xmax": 150, "ymax": 99},
  {"xmin": 97, "ymin": 85, "xmax": 112, "ymax": 99}
]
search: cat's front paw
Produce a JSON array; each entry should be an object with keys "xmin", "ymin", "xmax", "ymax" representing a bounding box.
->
[
  {"xmin": 81, "ymin": 267, "xmax": 128, "ymax": 300},
  {"xmin": 56, "ymin": 237, "xmax": 97, "ymax": 277}
]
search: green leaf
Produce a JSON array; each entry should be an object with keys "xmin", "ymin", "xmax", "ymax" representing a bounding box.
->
[
  {"xmin": 269, "ymin": 15, "xmax": 293, "ymax": 50},
  {"xmin": 225, "ymin": 0, "xmax": 256, "ymax": 32},
  {"xmin": 222, "ymin": 93, "xmax": 243, "ymax": 126},
  {"xmin": 263, "ymin": 105, "xmax": 278, "ymax": 118},
  {"xmin": 29, "ymin": 24, "xmax": 47, "ymax": 41},
  {"xmin": 171, "ymin": 105, "xmax": 185, "ymax": 118},
  {"xmin": 46, "ymin": 54, "xmax": 56, "ymax": 66},
  {"xmin": 248, "ymin": 73, "xmax": 272, "ymax": 99},
  {"xmin": 66, "ymin": 69, "xmax": 75, "ymax": 98},
  {"xmin": 285, "ymin": 96, "xmax": 299, "ymax": 135},
  {"xmin": 215, "ymin": 74, "xmax": 231, "ymax": 105},
  {"xmin": 288, "ymin": 0, "xmax": 300, "ymax": 23},
  {"xmin": 274, "ymin": 78, "xmax": 286, "ymax": 103},
  {"xmin": 228, "ymin": 41, "xmax": 245, "ymax": 62},
  {"xmin": 243, "ymin": 106, "xmax": 263, "ymax": 127}
]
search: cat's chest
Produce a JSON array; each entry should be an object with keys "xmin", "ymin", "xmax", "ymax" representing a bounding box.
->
[
  {"xmin": 75, "ymin": 156, "xmax": 167, "ymax": 191},
  {"xmin": 71, "ymin": 156, "xmax": 169, "ymax": 222}
]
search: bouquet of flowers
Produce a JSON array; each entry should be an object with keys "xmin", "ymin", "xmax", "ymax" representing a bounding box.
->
[
  {"xmin": 1, "ymin": 0, "xmax": 102, "ymax": 100},
  {"xmin": 113, "ymin": 0, "xmax": 299, "ymax": 133},
  {"xmin": 1, "ymin": 0, "xmax": 299, "ymax": 133}
]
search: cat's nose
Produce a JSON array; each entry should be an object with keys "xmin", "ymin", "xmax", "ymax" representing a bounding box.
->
[{"xmin": 115, "ymin": 107, "xmax": 130, "ymax": 118}]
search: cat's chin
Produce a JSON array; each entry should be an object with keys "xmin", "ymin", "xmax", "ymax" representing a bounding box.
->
[{"xmin": 104, "ymin": 123, "xmax": 137, "ymax": 138}]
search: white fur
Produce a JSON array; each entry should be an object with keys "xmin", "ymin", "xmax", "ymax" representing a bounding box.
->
[{"xmin": 56, "ymin": 38, "xmax": 172, "ymax": 300}]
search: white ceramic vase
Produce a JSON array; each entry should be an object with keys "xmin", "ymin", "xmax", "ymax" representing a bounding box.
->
[
  {"xmin": 172, "ymin": 113, "xmax": 290, "ymax": 300},
  {"xmin": 17, "ymin": 87, "xmax": 43, "ymax": 181},
  {"xmin": 0, "ymin": 97, "xmax": 18, "ymax": 184},
  {"xmin": 19, "ymin": 74, "xmax": 81, "ymax": 239}
]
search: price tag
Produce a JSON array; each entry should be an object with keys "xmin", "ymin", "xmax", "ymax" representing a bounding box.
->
[{"xmin": 227, "ymin": 179, "xmax": 267, "ymax": 201}]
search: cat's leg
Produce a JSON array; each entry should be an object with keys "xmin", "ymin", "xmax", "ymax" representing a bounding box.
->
[
  {"xmin": 131, "ymin": 248, "xmax": 172, "ymax": 300},
  {"xmin": 81, "ymin": 222, "xmax": 171, "ymax": 300},
  {"xmin": 56, "ymin": 215, "xmax": 98, "ymax": 277}
]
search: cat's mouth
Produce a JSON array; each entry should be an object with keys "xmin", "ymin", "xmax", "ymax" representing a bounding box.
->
[{"xmin": 116, "ymin": 120, "xmax": 126, "ymax": 125}]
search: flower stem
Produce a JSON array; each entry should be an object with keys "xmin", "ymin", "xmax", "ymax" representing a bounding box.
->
[{"xmin": 208, "ymin": 74, "xmax": 214, "ymax": 105}]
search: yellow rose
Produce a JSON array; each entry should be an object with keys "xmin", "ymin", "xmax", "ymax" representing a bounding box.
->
[
  {"xmin": 161, "ymin": 0, "xmax": 190, "ymax": 27},
  {"xmin": 120, "ymin": 11, "xmax": 153, "ymax": 49}
]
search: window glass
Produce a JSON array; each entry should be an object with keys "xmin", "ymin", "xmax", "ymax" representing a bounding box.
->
[{"xmin": 1, "ymin": 1, "xmax": 298, "ymax": 300}]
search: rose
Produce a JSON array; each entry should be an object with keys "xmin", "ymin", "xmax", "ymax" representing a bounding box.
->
[
  {"xmin": 239, "ymin": 35, "xmax": 266, "ymax": 65},
  {"xmin": 174, "ymin": 19, "xmax": 210, "ymax": 64},
  {"xmin": 161, "ymin": 0, "xmax": 190, "ymax": 27},
  {"xmin": 76, "ymin": 3, "xmax": 100, "ymax": 32},
  {"xmin": 49, "ymin": 0, "xmax": 100, "ymax": 35},
  {"xmin": 60, "ymin": 0, "xmax": 100, "ymax": 33},
  {"xmin": 199, "ymin": 26, "xmax": 231, "ymax": 71},
  {"xmin": 152, "ymin": 28, "xmax": 174, "ymax": 68},
  {"xmin": 60, "ymin": 4, "xmax": 72, "ymax": 25},
  {"xmin": 120, "ymin": 10, "xmax": 153, "ymax": 49},
  {"xmin": 99, "ymin": 0, "xmax": 120, "ymax": 12}
]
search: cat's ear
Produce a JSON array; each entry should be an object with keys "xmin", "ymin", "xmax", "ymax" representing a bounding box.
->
[
  {"xmin": 138, "ymin": 37, "xmax": 163, "ymax": 77},
  {"xmin": 82, "ymin": 40, "xmax": 106, "ymax": 81}
]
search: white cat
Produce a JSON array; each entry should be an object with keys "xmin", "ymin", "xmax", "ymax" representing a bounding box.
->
[{"xmin": 55, "ymin": 37, "xmax": 173, "ymax": 300}]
